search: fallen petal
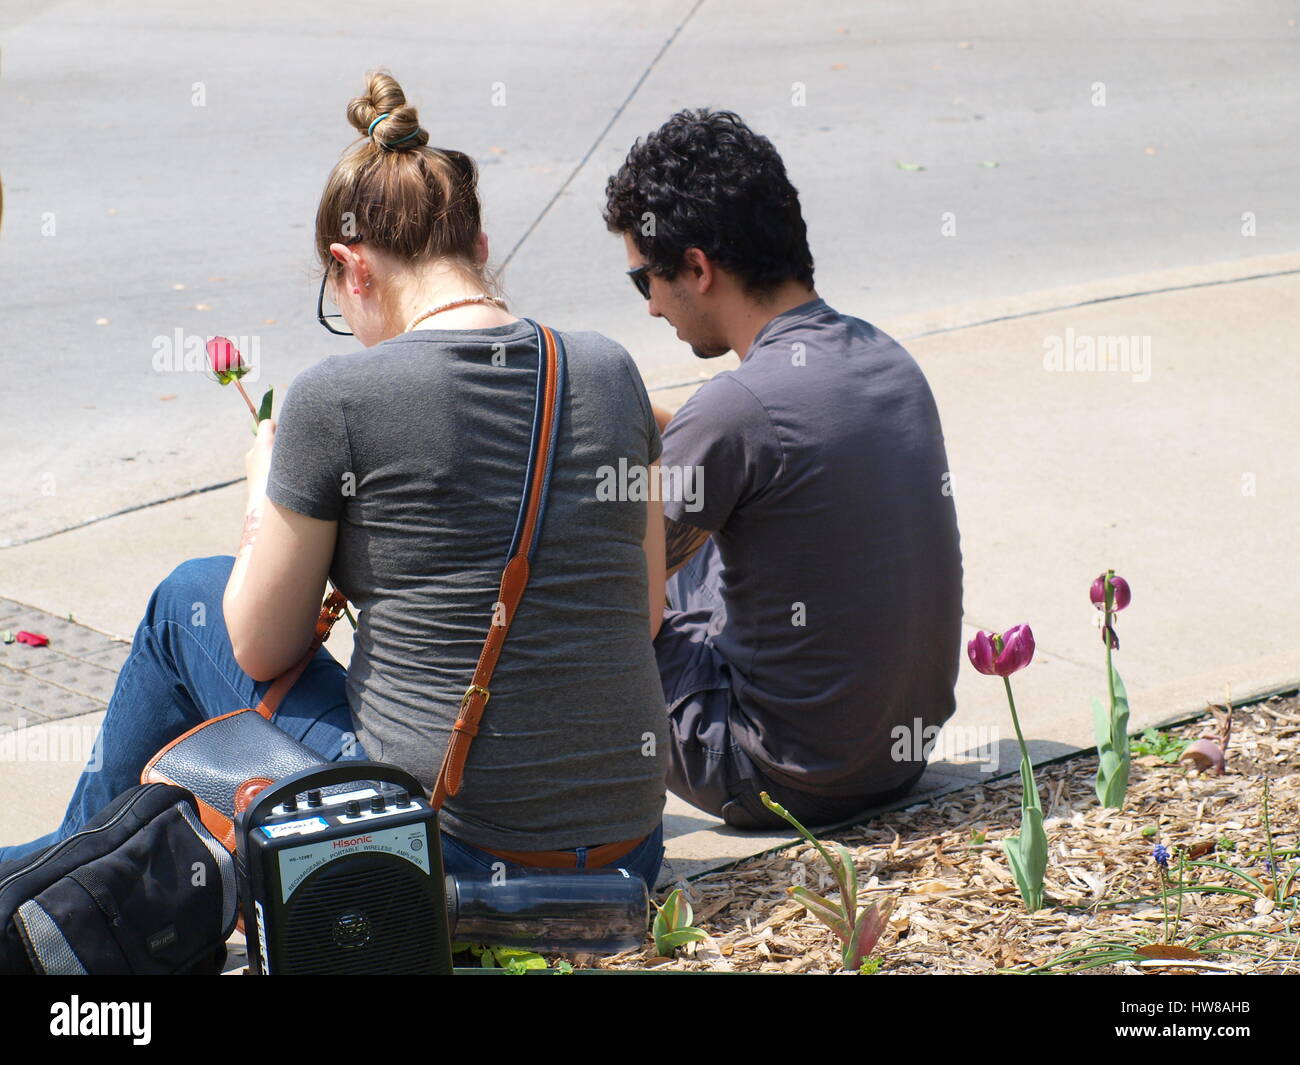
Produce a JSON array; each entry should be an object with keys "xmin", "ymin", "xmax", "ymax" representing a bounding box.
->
[
  {"xmin": 14, "ymin": 630, "xmax": 50, "ymax": 647},
  {"xmin": 1179, "ymin": 739, "xmax": 1225, "ymax": 774}
]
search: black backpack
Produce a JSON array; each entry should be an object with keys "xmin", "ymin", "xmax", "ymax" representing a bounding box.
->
[{"xmin": 0, "ymin": 782, "xmax": 238, "ymax": 974}]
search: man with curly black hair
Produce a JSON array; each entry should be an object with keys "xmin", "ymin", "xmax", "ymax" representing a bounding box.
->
[{"xmin": 604, "ymin": 109, "xmax": 964, "ymax": 831}]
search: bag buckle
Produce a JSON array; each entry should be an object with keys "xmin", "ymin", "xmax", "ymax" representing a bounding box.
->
[{"xmin": 460, "ymin": 685, "xmax": 491, "ymax": 712}]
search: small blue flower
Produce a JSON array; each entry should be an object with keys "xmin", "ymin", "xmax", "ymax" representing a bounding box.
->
[
  {"xmin": 1264, "ymin": 858, "xmax": 1281, "ymax": 875},
  {"xmin": 1152, "ymin": 844, "xmax": 1171, "ymax": 869}
]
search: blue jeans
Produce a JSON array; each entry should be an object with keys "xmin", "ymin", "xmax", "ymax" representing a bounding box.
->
[{"xmin": 0, "ymin": 555, "xmax": 665, "ymax": 888}]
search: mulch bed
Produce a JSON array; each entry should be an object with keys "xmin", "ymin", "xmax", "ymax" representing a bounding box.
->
[{"xmin": 597, "ymin": 691, "xmax": 1300, "ymax": 974}]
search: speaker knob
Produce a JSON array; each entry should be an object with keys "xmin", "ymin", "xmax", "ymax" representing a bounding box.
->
[
  {"xmin": 395, "ymin": 790, "xmax": 410, "ymax": 807},
  {"xmin": 306, "ymin": 789, "xmax": 323, "ymax": 808},
  {"xmin": 371, "ymin": 795, "xmax": 386, "ymax": 813},
  {"xmin": 346, "ymin": 800, "xmax": 361, "ymax": 817}
]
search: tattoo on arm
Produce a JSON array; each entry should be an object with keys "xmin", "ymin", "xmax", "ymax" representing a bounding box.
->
[
  {"xmin": 238, "ymin": 506, "xmax": 262, "ymax": 558},
  {"xmin": 664, "ymin": 517, "xmax": 712, "ymax": 577}
]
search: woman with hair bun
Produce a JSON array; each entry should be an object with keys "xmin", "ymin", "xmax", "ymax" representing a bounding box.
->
[{"xmin": 0, "ymin": 71, "xmax": 669, "ymax": 887}]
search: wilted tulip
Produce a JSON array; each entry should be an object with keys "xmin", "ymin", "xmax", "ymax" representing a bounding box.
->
[
  {"xmin": 1090, "ymin": 571, "xmax": 1131, "ymax": 612},
  {"xmin": 967, "ymin": 624, "xmax": 1035, "ymax": 677},
  {"xmin": 1091, "ymin": 568, "xmax": 1134, "ymax": 808}
]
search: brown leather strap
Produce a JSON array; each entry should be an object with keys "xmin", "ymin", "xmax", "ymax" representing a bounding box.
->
[
  {"xmin": 255, "ymin": 589, "xmax": 350, "ymax": 720},
  {"xmin": 477, "ymin": 833, "xmax": 647, "ymax": 869},
  {"xmin": 431, "ymin": 323, "xmax": 560, "ymax": 809}
]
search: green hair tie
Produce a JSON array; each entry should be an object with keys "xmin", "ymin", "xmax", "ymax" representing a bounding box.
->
[{"xmin": 368, "ymin": 113, "xmax": 421, "ymax": 148}]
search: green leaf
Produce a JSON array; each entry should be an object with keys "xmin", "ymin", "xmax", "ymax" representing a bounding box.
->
[
  {"xmin": 1100, "ymin": 663, "xmax": 1132, "ymax": 807},
  {"xmin": 1110, "ymin": 664, "xmax": 1131, "ymax": 753},
  {"xmin": 652, "ymin": 889, "xmax": 707, "ymax": 956},
  {"xmin": 1091, "ymin": 695, "xmax": 1112, "ymax": 753},
  {"xmin": 1003, "ymin": 803, "xmax": 1048, "ymax": 912},
  {"xmin": 1130, "ymin": 726, "xmax": 1188, "ymax": 762},
  {"xmin": 656, "ymin": 928, "xmax": 709, "ymax": 952},
  {"xmin": 1185, "ymin": 860, "xmax": 1269, "ymax": 895},
  {"xmin": 844, "ymin": 896, "xmax": 895, "ymax": 970},
  {"xmin": 493, "ymin": 947, "xmax": 547, "ymax": 971},
  {"xmin": 896, "ymin": 161, "xmax": 925, "ymax": 171},
  {"xmin": 981, "ymin": 160, "xmax": 999, "ymax": 168},
  {"xmin": 1018, "ymin": 752, "xmax": 1043, "ymax": 816},
  {"xmin": 789, "ymin": 886, "xmax": 852, "ymax": 941},
  {"xmin": 655, "ymin": 888, "xmax": 692, "ymax": 930},
  {"xmin": 651, "ymin": 909, "xmax": 670, "ymax": 951},
  {"xmin": 834, "ymin": 842, "xmax": 858, "ymax": 916},
  {"xmin": 257, "ymin": 386, "xmax": 274, "ymax": 423}
]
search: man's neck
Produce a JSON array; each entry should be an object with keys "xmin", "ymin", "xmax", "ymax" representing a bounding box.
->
[{"xmin": 730, "ymin": 282, "xmax": 819, "ymax": 360}]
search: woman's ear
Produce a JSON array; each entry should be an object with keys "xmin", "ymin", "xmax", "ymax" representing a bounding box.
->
[
  {"xmin": 328, "ymin": 242, "xmax": 353, "ymax": 268},
  {"xmin": 475, "ymin": 231, "xmax": 489, "ymax": 265},
  {"xmin": 329, "ymin": 243, "xmax": 370, "ymax": 293}
]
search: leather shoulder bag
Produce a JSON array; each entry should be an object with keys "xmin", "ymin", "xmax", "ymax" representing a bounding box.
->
[{"xmin": 142, "ymin": 319, "xmax": 566, "ymax": 853}]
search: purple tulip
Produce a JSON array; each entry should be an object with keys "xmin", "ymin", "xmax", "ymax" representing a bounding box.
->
[
  {"xmin": 967, "ymin": 625, "xmax": 1036, "ymax": 677},
  {"xmin": 1090, "ymin": 572, "xmax": 1131, "ymax": 612}
]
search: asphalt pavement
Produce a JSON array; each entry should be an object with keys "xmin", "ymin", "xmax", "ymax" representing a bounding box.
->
[{"xmin": 0, "ymin": 2, "xmax": 1297, "ymax": 874}]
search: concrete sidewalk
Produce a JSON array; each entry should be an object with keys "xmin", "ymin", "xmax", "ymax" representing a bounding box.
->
[{"xmin": 2, "ymin": 251, "xmax": 1296, "ymax": 878}]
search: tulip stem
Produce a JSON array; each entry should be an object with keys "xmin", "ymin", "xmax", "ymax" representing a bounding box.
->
[
  {"xmin": 233, "ymin": 378, "xmax": 259, "ymax": 423},
  {"xmin": 1104, "ymin": 573, "xmax": 1119, "ymax": 757},
  {"xmin": 1105, "ymin": 634, "xmax": 1117, "ymax": 737},
  {"xmin": 1003, "ymin": 676, "xmax": 1028, "ymax": 755}
]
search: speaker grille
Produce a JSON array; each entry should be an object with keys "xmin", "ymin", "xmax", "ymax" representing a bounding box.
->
[{"xmin": 278, "ymin": 854, "xmax": 450, "ymax": 974}]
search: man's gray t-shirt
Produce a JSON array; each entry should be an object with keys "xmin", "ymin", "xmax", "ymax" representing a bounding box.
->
[
  {"xmin": 265, "ymin": 320, "xmax": 667, "ymax": 851},
  {"xmin": 660, "ymin": 298, "xmax": 963, "ymax": 797}
]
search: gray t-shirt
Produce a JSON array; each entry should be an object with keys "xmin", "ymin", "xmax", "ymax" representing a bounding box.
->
[
  {"xmin": 266, "ymin": 320, "xmax": 667, "ymax": 851},
  {"xmin": 660, "ymin": 298, "xmax": 963, "ymax": 797}
]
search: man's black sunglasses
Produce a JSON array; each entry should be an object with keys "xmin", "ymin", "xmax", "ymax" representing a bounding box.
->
[
  {"xmin": 317, "ymin": 235, "xmax": 364, "ymax": 336},
  {"xmin": 626, "ymin": 264, "xmax": 653, "ymax": 300}
]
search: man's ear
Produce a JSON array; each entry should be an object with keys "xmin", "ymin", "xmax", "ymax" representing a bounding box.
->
[{"xmin": 683, "ymin": 247, "xmax": 714, "ymax": 295}]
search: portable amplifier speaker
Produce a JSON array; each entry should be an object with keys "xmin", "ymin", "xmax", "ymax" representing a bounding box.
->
[{"xmin": 234, "ymin": 762, "xmax": 453, "ymax": 975}]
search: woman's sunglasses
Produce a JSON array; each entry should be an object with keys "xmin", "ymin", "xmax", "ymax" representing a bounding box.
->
[{"xmin": 317, "ymin": 235, "xmax": 365, "ymax": 335}]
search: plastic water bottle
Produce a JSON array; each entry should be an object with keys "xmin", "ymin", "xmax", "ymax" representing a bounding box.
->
[{"xmin": 447, "ymin": 867, "xmax": 648, "ymax": 954}]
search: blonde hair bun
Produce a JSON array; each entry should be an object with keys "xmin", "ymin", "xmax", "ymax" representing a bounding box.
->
[{"xmin": 346, "ymin": 70, "xmax": 428, "ymax": 152}]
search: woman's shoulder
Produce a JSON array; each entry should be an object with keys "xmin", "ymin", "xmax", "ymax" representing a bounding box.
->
[
  {"xmin": 552, "ymin": 329, "xmax": 647, "ymax": 389},
  {"xmin": 552, "ymin": 327, "xmax": 629, "ymax": 362}
]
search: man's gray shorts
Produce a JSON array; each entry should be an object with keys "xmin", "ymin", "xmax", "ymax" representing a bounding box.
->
[{"xmin": 653, "ymin": 538, "xmax": 923, "ymax": 831}]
